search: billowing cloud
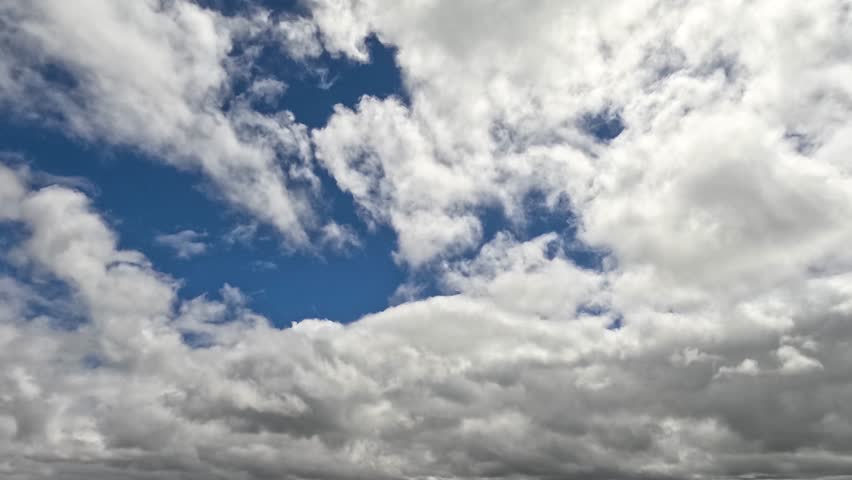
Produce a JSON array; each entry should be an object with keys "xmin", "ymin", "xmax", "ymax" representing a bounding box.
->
[
  {"xmin": 3, "ymin": 158, "xmax": 852, "ymax": 479},
  {"xmin": 2, "ymin": 0, "xmax": 852, "ymax": 479},
  {"xmin": 0, "ymin": 0, "xmax": 320, "ymax": 246},
  {"xmin": 312, "ymin": 0, "xmax": 852, "ymax": 271}
]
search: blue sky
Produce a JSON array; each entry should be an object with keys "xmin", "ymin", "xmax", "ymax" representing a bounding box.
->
[
  {"xmin": 0, "ymin": 0, "xmax": 605, "ymax": 325},
  {"xmin": 5, "ymin": 2, "xmax": 849, "ymax": 478},
  {"xmin": 0, "ymin": 32, "xmax": 408, "ymax": 324}
]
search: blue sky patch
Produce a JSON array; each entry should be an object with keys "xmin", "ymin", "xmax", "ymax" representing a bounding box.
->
[
  {"xmin": 580, "ymin": 109, "xmax": 625, "ymax": 143},
  {"xmin": 0, "ymin": 29, "xmax": 410, "ymax": 325}
]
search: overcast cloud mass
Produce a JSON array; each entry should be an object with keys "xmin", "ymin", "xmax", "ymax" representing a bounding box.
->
[{"xmin": 2, "ymin": 0, "xmax": 852, "ymax": 478}]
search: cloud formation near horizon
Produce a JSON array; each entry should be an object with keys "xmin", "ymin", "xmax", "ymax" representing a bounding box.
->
[{"xmin": 2, "ymin": 1, "xmax": 852, "ymax": 479}]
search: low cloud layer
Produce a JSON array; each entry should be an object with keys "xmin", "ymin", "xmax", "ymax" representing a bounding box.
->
[{"xmin": 2, "ymin": 0, "xmax": 852, "ymax": 479}]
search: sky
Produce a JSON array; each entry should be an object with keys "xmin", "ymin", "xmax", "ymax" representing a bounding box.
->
[
  {"xmin": 1, "ymin": 1, "xmax": 852, "ymax": 479},
  {"xmin": 0, "ymin": 22, "xmax": 409, "ymax": 325}
]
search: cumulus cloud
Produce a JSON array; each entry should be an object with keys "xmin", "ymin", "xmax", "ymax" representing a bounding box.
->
[
  {"xmin": 312, "ymin": 0, "xmax": 852, "ymax": 273},
  {"xmin": 155, "ymin": 229, "xmax": 208, "ymax": 259},
  {"xmin": 0, "ymin": 0, "xmax": 321, "ymax": 247},
  {"xmin": 3, "ymin": 156, "xmax": 852, "ymax": 479},
  {"xmin": 2, "ymin": 0, "xmax": 852, "ymax": 479}
]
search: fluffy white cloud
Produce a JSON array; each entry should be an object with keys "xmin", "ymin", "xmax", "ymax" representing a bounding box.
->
[
  {"xmin": 312, "ymin": 0, "xmax": 852, "ymax": 274},
  {"xmin": 4, "ymin": 153, "xmax": 852, "ymax": 479},
  {"xmin": 0, "ymin": 0, "xmax": 323, "ymax": 247},
  {"xmin": 2, "ymin": 0, "xmax": 852, "ymax": 479}
]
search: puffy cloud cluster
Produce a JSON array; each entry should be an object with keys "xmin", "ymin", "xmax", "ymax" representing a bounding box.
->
[
  {"xmin": 2, "ymin": 0, "xmax": 852, "ymax": 479},
  {"xmin": 2, "ymin": 159, "xmax": 852, "ymax": 479},
  {"xmin": 313, "ymin": 0, "xmax": 852, "ymax": 270}
]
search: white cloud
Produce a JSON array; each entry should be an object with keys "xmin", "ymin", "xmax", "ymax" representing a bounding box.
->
[
  {"xmin": 319, "ymin": 222, "xmax": 361, "ymax": 253},
  {"xmin": 246, "ymin": 77, "xmax": 287, "ymax": 104},
  {"xmin": 5, "ymin": 146, "xmax": 852, "ymax": 478},
  {"xmin": 441, "ymin": 232, "xmax": 606, "ymax": 320},
  {"xmin": 2, "ymin": 0, "xmax": 852, "ymax": 478},
  {"xmin": 276, "ymin": 15, "xmax": 324, "ymax": 60},
  {"xmin": 312, "ymin": 0, "xmax": 852, "ymax": 277},
  {"xmin": 777, "ymin": 345, "xmax": 824, "ymax": 375},
  {"xmin": 715, "ymin": 358, "xmax": 760, "ymax": 379},
  {"xmin": 0, "ymin": 0, "xmax": 323, "ymax": 247},
  {"xmin": 314, "ymin": 98, "xmax": 491, "ymax": 266},
  {"xmin": 155, "ymin": 229, "xmax": 208, "ymax": 259}
]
